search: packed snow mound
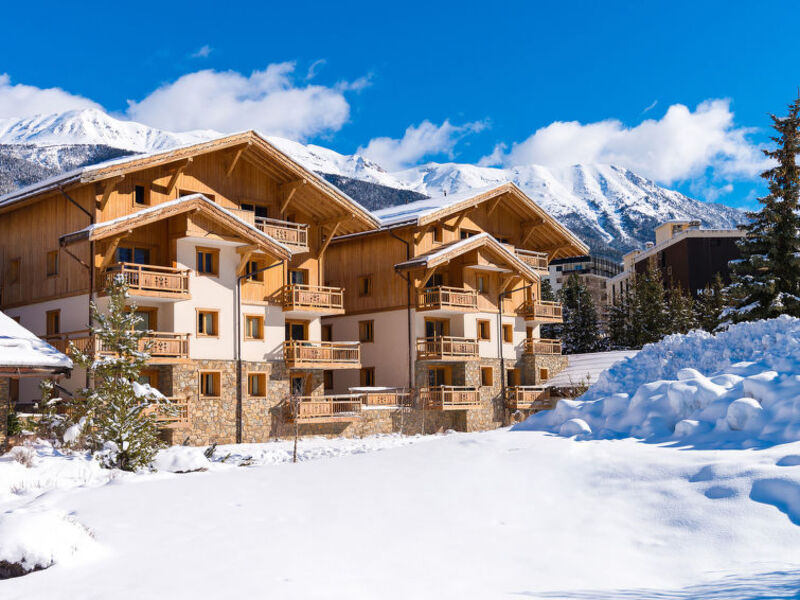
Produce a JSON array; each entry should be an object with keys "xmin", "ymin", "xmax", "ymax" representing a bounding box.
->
[
  {"xmin": 516, "ymin": 316, "xmax": 800, "ymax": 446},
  {"xmin": 152, "ymin": 446, "xmax": 210, "ymax": 473}
]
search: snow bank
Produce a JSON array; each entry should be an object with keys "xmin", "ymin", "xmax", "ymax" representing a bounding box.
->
[
  {"xmin": 152, "ymin": 446, "xmax": 210, "ymax": 473},
  {"xmin": 517, "ymin": 316, "xmax": 800, "ymax": 446}
]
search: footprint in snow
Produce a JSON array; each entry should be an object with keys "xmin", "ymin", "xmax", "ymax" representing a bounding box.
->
[{"xmin": 704, "ymin": 485, "xmax": 737, "ymax": 499}]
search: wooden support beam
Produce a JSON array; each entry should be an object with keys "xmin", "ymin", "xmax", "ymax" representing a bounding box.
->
[
  {"xmin": 280, "ymin": 179, "xmax": 306, "ymax": 214},
  {"xmin": 226, "ymin": 144, "xmax": 249, "ymax": 177},
  {"xmin": 486, "ymin": 196, "xmax": 502, "ymax": 216},
  {"xmin": 166, "ymin": 158, "xmax": 193, "ymax": 195},
  {"xmin": 415, "ymin": 266, "xmax": 436, "ymax": 291},
  {"xmin": 545, "ymin": 244, "xmax": 571, "ymax": 259},
  {"xmin": 317, "ymin": 220, "xmax": 343, "ymax": 259},
  {"xmin": 97, "ymin": 175, "xmax": 124, "ymax": 211},
  {"xmin": 414, "ymin": 224, "xmax": 433, "ymax": 245},
  {"xmin": 98, "ymin": 233, "xmax": 128, "ymax": 269},
  {"xmin": 520, "ymin": 220, "xmax": 546, "ymax": 247},
  {"xmin": 237, "ymin": 249, "xmax": 256, "ymax": 276},
  {"xmin": 499, "ymin": 274, "xmax": 520, "ymax": 294}
]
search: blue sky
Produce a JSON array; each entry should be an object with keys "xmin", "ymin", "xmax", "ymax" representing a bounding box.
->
[{"xmin": 2, "ymin": 0, "xmax": 799, "ymax": 208}]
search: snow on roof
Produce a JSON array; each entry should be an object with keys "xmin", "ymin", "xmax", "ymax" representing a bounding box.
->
[
  {"xmin": 546, "ymin": 350, "xmax": 638, "ymax": 389},
  {"xmin": 0, "ymin": 311, "xmax": 72, "ymax": 372},
  {"xmin": 373, "ymin": 184, "xmax": 503, "ymax": 226}
]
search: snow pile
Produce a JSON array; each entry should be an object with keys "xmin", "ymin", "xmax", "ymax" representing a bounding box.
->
[
  {"xmin": 152, "ymin": 446, "xmax": 210, "ymax": 473},
  {"xmin": 518, "ymin": 316, "xmax": 800, "ymax": 446},
  {"xmin": 0, "ymin": 310, "xmax": 72, "ymax": 370},
  {"xmin": 0, "ymin": 508, "xmax": 97, "ymax": 576}
]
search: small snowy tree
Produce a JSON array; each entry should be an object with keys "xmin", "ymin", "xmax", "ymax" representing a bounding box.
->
[
  {"xmin": 559, "ymin": 273, "xmax": 602, "ymax": 354},
  {"xmin": 69, "ymin": 276, "xmax": 166, "ymax": 471},
  {"xmin": 629, "ymin": 265, "xmax": 670, "ymax": 348}
]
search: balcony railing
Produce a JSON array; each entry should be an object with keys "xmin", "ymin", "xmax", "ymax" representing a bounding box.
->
[
  {"xmin": 519, "ymin": 300, "xmax": 563, "ymax": 323},
  {"xmin": 523, "ymin": 338, "xmax": 562, "ymax": 354},
  {"xmin": 255, "ymin": 216, "xmax": 309, "ymax": 250},
  {"xmin": 417, "ymin": 286, "xmax": 479, "ymax": 312},
  {"xmin": 283, "ymin": 340, "xmax": 360, "ymax": 369},
  {"xmin": 44, "ymin": 330, "xmax": 190, "ymax": 361},
  {"xmin": 515, "ymin": 249, "xmax": 549, "ymax": 273},
  {"xmin": 146, "ymin": 397, "xmax": 190, "ymax": 427},
  {"xmin": 420, "ymin": 386, "xmax": 481, "ymax": 410},
  {"xmin": 104, "ymin": 263, "xmax": 190, "ymax": 299},
  {"xmin": 282, "ymin": 284, "xmax": 345, "ymax": 314},
  {"xmin": 416, "ymin": 336, "xmax": 479, "ymax": 360},
  {"xmin": 285, "ymin": 395, "xmax": 363, "ymax": 423},
  {"xmin": 353, "ymin": 388, "xmax": 412, "ymax": 407},
  {"xmin": 505, "ymin": 386, "xmax": 550, "ymax": 411}
]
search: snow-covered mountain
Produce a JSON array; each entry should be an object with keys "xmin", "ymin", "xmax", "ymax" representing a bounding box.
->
[{"xmin": 0, "ymin": 109, "xmax": 746, "ymax": 259}]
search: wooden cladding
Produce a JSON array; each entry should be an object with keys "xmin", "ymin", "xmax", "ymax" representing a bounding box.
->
[
  {"xmin": 419, "ymin": 386, "xmax": 481, "ymax": 410},
  {"xmin": 417, "ymin": 286, "xmax": 478, "ymax": 312},
  {"xmin": 282, "ymin": 284, "xmax": 344, "ymax": 314},
  {"xmin": 104, "ymin": 263, "xmax": 190, "ymax": 298},
  {"xmin": 523, "ymin": 338, "xmax": 562, "ymax": 354},
  {"xmin": 416, "ymin": 336, "xmax": 479, "ymax": 360},
  {"xmin": 283, "ymin": 340, "xmax": 361, "ymax": 369}
]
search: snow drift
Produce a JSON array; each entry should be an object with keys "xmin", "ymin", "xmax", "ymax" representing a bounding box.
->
[{"xmin": 517, "ymin": 316, "xmax": 800, "ymax": 446}]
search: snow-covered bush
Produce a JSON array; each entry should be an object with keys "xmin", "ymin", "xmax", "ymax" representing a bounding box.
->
[{"xmin": 516, "ymin": 316, "xmax": 800, "ymax": 446}]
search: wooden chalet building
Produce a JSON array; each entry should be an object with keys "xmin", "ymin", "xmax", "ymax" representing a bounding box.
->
[
  {"xmin": 0, "ymin": 132, "xmax": 378, "ymax": 444},
  {"xmin": 322, "ymin": 183, "xmax": 588, "ymax": 432}
]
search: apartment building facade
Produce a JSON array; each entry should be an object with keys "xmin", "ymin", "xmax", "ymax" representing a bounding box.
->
[{"xmin": 546, "ymin": 254, "xmax": 622, "ymax": 309}]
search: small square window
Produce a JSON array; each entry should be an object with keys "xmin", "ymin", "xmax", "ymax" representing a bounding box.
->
[
  {"xmin": 477, "ymin": 320, "xmax": 491, "ymax": 341},
  {"xmin": 134, "ymin": 184, "xmax": 149, "ymax": 205},
  {"xmin": 246, "ymin": 260, "xmax": 264, "ymax": 282},
  {"xmin": 502, "ymin": 323, "xmax": 513, "ymax": 344},
  {"xmin": 433, "ymin": 226, "xmax": 443, "ymax": 243},
  {"xmin": 248, "ymin": 373, "xmax": 267, "ymax": 397},
  {"xmin": 199, "ymin": 372, "xmax": 220, "ymax": 396},
  {"xmin": 46, "ymin": 251, "xmax": 59, "ymax": 277},
  {"xmin": 245, "ymin": 315, "xmax": 264, "ymax": 339},
  {"xmin": 46, "ymin": 310, "xmax": 60, "ymax": 336},
  {"xmin": 460, "ymin": 229, "xmax": 478, "ymax": 240},
  {"xmin": 289, "ymin": 269, "xmax": 308, "ymax": 285},
  {"xmin": 360, "ymin": 367, "xmax": 376, "ymax": 387},
  {"xmin": 196, "ymin": 247, "xmax": 219, "ymax": 276},
  {"xmin": 321, "ymin": 324, "xmax": 333, "ymax": 342},
  {"xmin": 197, "ymin": 310, "xmax": 219, "ymax": 336},
  {"xmin": 480, "ymin": 367, "xmax": 494, "ymax": 387},
  {"xmin": 539, "ymin": 367, "xmax": 550, "ymax": 382},
  {"xmin": 358, "ymin": 275, "xmax": 373, "ymax": 297},
  {"xmin": 358, "ymin": 320, "xmax": 374, "ymax": 343}
]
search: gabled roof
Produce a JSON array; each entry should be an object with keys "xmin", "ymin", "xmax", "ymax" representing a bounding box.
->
[
  {"xmin": 373, "ymin": 182, "xmax": 589, "ymax": 257},
  {"xmin": 60, "ymin": 194, "xmax": 292, "ymax": 260},
  {"xmin": 0, "ymin": 131, "xmax": 379, "ymax": 234},
  {"xmin": 394, "ymin": 232, "xmax": 539, "ymax": 281},
  {"xmin": 0, "ymin": 311, "xmax": 72, "ymax": 375}
]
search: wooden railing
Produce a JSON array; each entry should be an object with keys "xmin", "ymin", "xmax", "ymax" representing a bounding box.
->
[
  {"xmin": 104, "ymin": 263, "xmax": 190, "ymax": 298},
  {"xmin": 515, "ymin": 249, "xmax": 549, "ymax": 272},
  {"xmin": 358, "ymin": 388, "xmax": 412, "ymax": 407},
  {"xmin": 420, "ymin": 386, "xmax": 481, "ymax": 410},
  {"xmin": 416, "ymin": 336, "xmax": 479, "ymax": 360},
  {"xmin": 417, "ymin": 286, "xmax": 478, "ymax": 311},
  {"xmin": 506, "ymin": 386, "xmax": 549, "ymax": 411},
  {"xmin": 282, "ymin": 284, "xmax": 345, "ymax": 313},
  {"xmin": 255, "ymin": 216, "xmax": 309, "ymax": 249},
  {"xmin": 147, "ymin": 397, "xmax": 190, "ymax": 427},
  {"xmin": 523, "ymin": 338, "xmax": 562, "ymax": 354},
  {"xmin": 519, "ymin": 300, "xmax": 563, "ymax": 322},
  {"xmin": 285, "ymin": 395, "xmax": 363, "ymax": 423},
  {"xmin": 283, "ymin": 340, "xmax": 360, "ymax": 368},
  {"xmin": 44, "ymin": 330, "xmax": 190, "ymax": 360}
]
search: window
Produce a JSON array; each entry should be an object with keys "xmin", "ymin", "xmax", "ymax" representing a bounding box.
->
[
  {"xmin": 358, "ymin": 320, "xmax": 374, "ymax": 343},
  {"xmin": 116, "ymin": 246, "xmax": 151, "ymax": 265},
  {"xmin": 321, "ymin": 324, "xmax": 333, "ymax": 342},
  {"xmin": 360, "ymin": 367, "xmax": 376, "ymax": 387},
  {"xmin": 289, "ymin": 269, "xmax": 308, "ymax": 286},
  {"xmin": 502, "ymin": 323, "xmax": 513, "ymax": 343},
  {"xmin": 240, "ymin": 203, "xmax": 268, "ymax": 219},
  {"xmin": 428, "ymin": 367, "xmax": 451, "ymax": 386},
  {"xmin": 539, "ymin": 367, "xmax": 550, "ymax": 382},
  {"xmin": 197, "ymin": 310, "xmax": 219, "ymax": 336},
  {"xmin": 46, "ymin": 251, "xmax": 59, "ymax": 277},
  {"xmin": 245, "ymin": 315, "xmax": 264, "ymax": 339},
  {"xmin": 480, "ymin": 367, "xmax": 494, "ymax": 387},
  {"xmin": 285, "ymin": 320, "xmax": 308, "ymax": 341},
  {"xmin": 358, "ymin": 275, "xmax": 373, "ymax": 297},
  {"xmin": 196, "ymin": 247, "xmax": 219, "ymax": 276},
  {"xmin": 138, "ymin": 369, "xmax": 158, "ymax": 388},
  {"xmin": 477, "ymin": 319, "xmax": 491, "ymax": 341},
  {"xmin": 133, "ymin": 184, "xmax": 149, "ymax": 206},
  {"xmin": 433, "ymin": 226, "xmax": 443, "ymax": 243},
  {"xmin": 199, "ymin": 372, "xmax": 220, "ymax": 396},
  {"xmin": 323, "ymin": 370, "xmax": 334, "ymax": 390},
  {"xmin": 290, "ymin": 375, "xmax": 307, "ymax": 396},
  {"xmin": 460, "ymin": 229, "xmax": 478, "ymax": 240},
  {"xmin": 46, "ymin": 310, "xmax": 60, "ymax": 336},
  {"xmin": 425, "ymin": 273, "xmax": 444, "ymax": 288},
  {"xmin": 6, "ymin": 258, "xmax": 20, "ymax": 285},
  {"xmin": 477, "ymin": 275, "xmax": 487, "ymax": 294},
  {"xmin": 425, "ymin": 318, "xmax": 449, "ymax": 337},
  {"xmin": 133, "ymin": 307, "xmax": 157, "ymax": 331},
  {"xmin": 507, "ymin": 368, "xmax": 520, "ymax": 387},
  {"xmin": 246, "ymin": 259, "xmax": 264, "ymax": 282},
  {"xmin": 248, "ymin": 373, "xmax": 267, "ymax": 397}
]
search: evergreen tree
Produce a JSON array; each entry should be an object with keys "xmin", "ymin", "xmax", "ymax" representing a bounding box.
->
[
  {"xmin": 728, "ymin": 96, "xmax": 800, "ymax": 321},
  {"xmin": 540, "ymin": 278, "xmax": 556, "ymax": 302},
  {"xmin": 695, "ymin": 274, "xmax": 727, "ymax": 332},
  {"xmin": 69, "ymin": 276, "xmax": 167, "ymax": 471},
  {"xmin": 606, "ymin": 288, "xmax": 633, "ymax": 349},
  {"xmin": 539, "ymin": 279, "xmax": 559, "ymax": 339},
  {"xmin": 559, "ymin": 273, "xmax": 602, "ymax": 354},
  {"xmin": 666, "ymin": 283, "xmax": 696, "ymax": 334},
  {"xmin": 629, "ymin": 265, "xmax": 670, "ymax": 348}
]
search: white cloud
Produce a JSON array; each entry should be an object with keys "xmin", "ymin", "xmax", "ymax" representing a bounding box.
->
[
  {"xmin": 305, "ymin": 59, "xmax": 326, "ymax": 81},
  {"xmin": 191, "ymin": 45, "xmax": 212, "ymax": 59},
  {"xmin": 484, "ymin": 99, "xmax": 767, "ymax": 185},
  {"xmin": 126, "ymin": 63, "xmax": 358, "ymax": 140},
  {"xmin": 0, "ymin": 73, "xmax": 102, "ymax": 118},
  {"xmin": 359, "ymin": 120, "xmax": 486, "ymax": 171}
]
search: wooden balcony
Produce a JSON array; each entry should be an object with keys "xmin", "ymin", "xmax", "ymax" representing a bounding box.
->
[
  {"xmin": 355, "ymin": 388, "xmax": 412, "ymax": 407},
  {"xmin": 104, "ymin": 263, "xmax": 190, "ymax": 299},
  {"xmin": 45, "ymin": 330, "xmax": 190, "ymax": 362},
  {"xmin": 417, "ymin": 286, "xmax": 478, "ymax": 312},
  {"xmin": 285, "ymin": 395, "xmax": 362, "ymax": 423},
  {"xmin": 506, "ymin": 386, "xmax": 551, "ymax": 411},
  {"xmin": 283, "ymin": 340, "xmax": 361, "ymax": 369},
  {"xmin": 416, "ymin": 336, "xmax": 479, "ymax": 361},
  {"xmin": 147, "ymin": 397, "xmax": 190, "ymax": 428},
  {"xmin": 519, "ymin": 300, "xmax": 563, "ymax": 323},
  {"xmin": 523, "ymin": 338, "xmax": 562, "ymax": 354},
  {"xmin": 282, "ymin": 284, "xmax": 345, "ymax": 314},
  {"xmin": 515, "ymin": 249, "xmax": 549, "ymax": 274},
  {"xmin": 420, "ymin": 386, "xmax": 481, "ymax": 410},
  {"xmin": 255, "ymin": 216, "xmax": 309, "ymax": 251}
]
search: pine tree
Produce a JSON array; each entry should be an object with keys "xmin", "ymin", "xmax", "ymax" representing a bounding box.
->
[
  {"xmin": 666, "ymin": 283, "xmax": 696, "ymax": 334},
  {"xmin": 728, "ymin": 96, "xmax": 800, "ymax": 321},
  {"xmin": 559, "ymin": 273, "xmax": 602, "ymax": 354},
  {"xmin": 695, "ymin": 274, "xmax": 727, "ymax": 332},
  {"xmin": 629, "ymin": 265, "xmax": 670, "ymax": 348},
  {"xmin": 69, "ymin": 276, "xmax": 167, "ymax": 471},
  {"xmin": 606, "ymin": 288, "xmax": 633, "ymax": 349},
  {"xmin": 539, "ymin": 278, "xmax": 559, "ymax": 339}
]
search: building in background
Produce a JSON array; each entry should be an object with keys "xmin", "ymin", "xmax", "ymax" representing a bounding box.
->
[
  {"xmin": 546, "ymin": 254, "xmax": 622, "ymax": 309},
  {"xmin": 608, "ymin": 220, "xmax": 745, "ymax": 304}
]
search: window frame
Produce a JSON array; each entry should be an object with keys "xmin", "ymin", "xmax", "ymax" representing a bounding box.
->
[
  {"xmin": 244, "ymin": 314, "xmax": 265, "ymax": 340},
  {"xmin": 480, "ymin": 366, "xmax": 494, "ymax": 387},
  {"xmin": 195, "ymin": 246, "xmax": 220, "ymax": 277},
  {"xmin": 133, "ymin": 183, "xmax": 151, "ymax": 206},
  {"xmin": 199, "ymin": 371, "xmax": 221, "ymax": 397},
  {"xmin": 358, "ymin": 320, "xmax": 374, "ymax": 343},
  {"xmin": 357, "ymin": 275, "xmax": 373, "ymax": 297},
  {"xmin": 196, "ymin": 309, "xmax": 220, "ymax": 337},
  {"xmin": 45, "ymin": 309, "xmax": 61, "ymax": 336},
  {"xmin": 323, "ymin": 370, "xmax": 334, "ymax": 391},
  {"xmin": 477, "ymin": 319, "xmax": 491, "ymax": 341},
  {"xmin": 46, "ymin": 250, "xmax": 59, "ymax": 277},
  {"xmin": 502, "ymin": 323, "xmax": 514, "ymax": 344},
  {"xmin": 360, "ymin": 367, "xmax": 376, "ymax": 387},
  {"xmin": 247, "ymin": 372, "xmax": 267, "ymax": 397}
]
